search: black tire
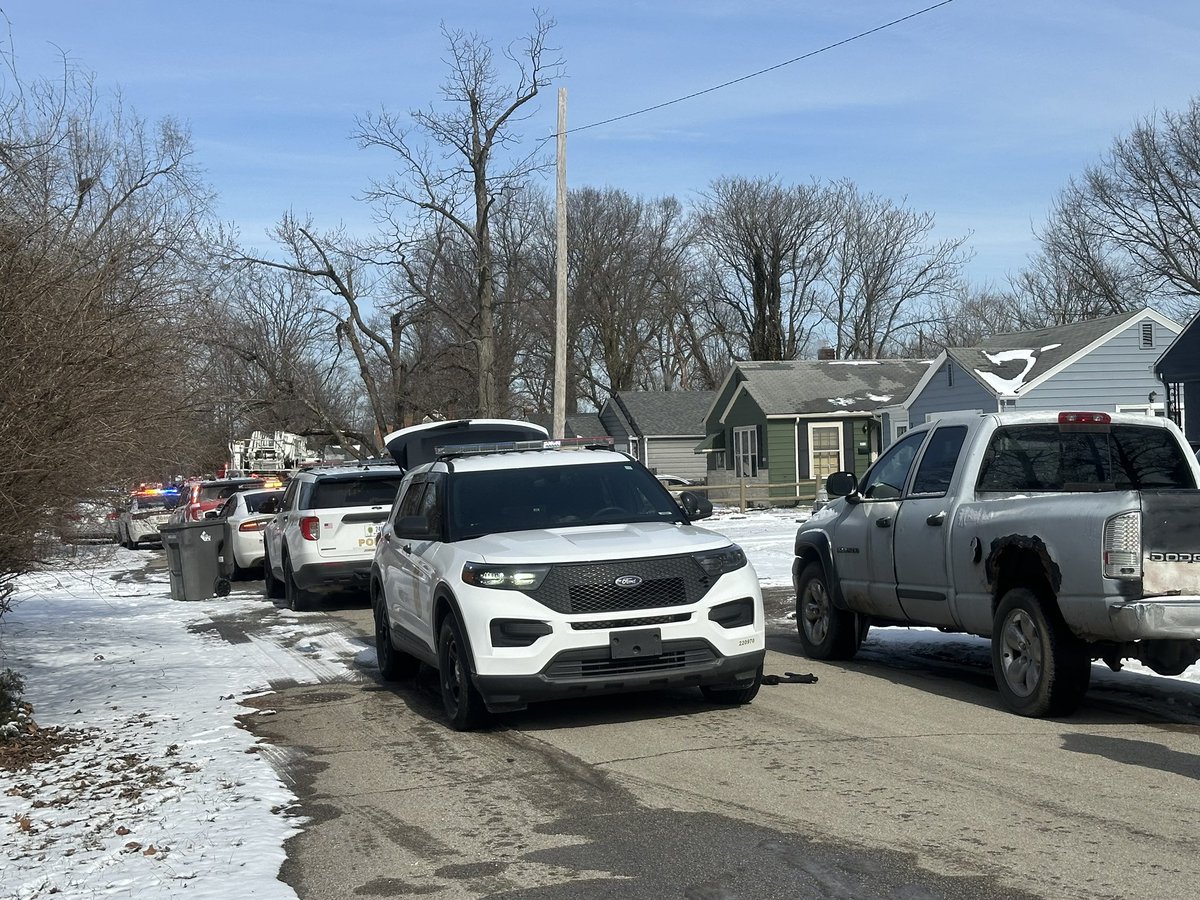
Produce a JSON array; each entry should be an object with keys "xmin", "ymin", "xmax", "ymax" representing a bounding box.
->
[
  {"xmin": 700, "ymin": 665, "xmax": 763, "ymax": 705},
  {"xmin": 284, "ymin": 555, "xmax": 315, "ymax": 612},
  {"xmin": 795, "ymin": 563, "xmax": 861, "ymax": 660},
  {"xmin": 263, "ymin": 547, "xmax": 285, "ymax": 600},
  {"xmin": 373, "ymin": 584, "xmax": 419, "ymax": 681},
  {"xmin": 992, "ymin": 587, "xmax": 1091, "ymax": 717},
  {"xmin": 438, "ymin": 615, "xmax": 489, "ymax": 731}
]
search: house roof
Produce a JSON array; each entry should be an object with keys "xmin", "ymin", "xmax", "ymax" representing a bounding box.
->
[
  {"xmin": 716, "ymin": 359, "xmax": 932, "ymax": 419},
  {"xmin": 944, "ymin": 307, "xmax": 1178, "ymax": 397},
  {"xmin": 612, "ymin": 391, "xmax": 716, "ymax": 437},
  {"xmin": 527, "ymin": 412, "xmax": 607, "ymax": 439}
]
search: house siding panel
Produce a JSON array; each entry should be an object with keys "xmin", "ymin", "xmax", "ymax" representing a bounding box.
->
[
  {"xmin": 599, "ymin": 405, "xmax": 631, "ymax": 450},
  {"xmin": 767, "ymin": 421, "xmax": 797, "ymax": 497},
  {"xmin": 908, "ymin": 359, "xmax": 996, "ymax": 426},
  {"xmin": 1019, "ymin": 320, "xmax": 1174, "ymax": 410},
  {"xmin": 645, "ymin": 438, "xmax": 708, "ymax": 482}
]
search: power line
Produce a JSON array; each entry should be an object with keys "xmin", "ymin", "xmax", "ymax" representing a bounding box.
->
[{"xmin": 559, "ymin": 0, "xmax": 959, "ymax": 137}]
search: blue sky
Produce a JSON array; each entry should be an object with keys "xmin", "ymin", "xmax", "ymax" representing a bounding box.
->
[{"xmin": 3, "ymin": 0, "xmax": 1198, "ymax": 286}]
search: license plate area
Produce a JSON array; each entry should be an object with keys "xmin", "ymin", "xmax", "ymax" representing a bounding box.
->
[{"xmin": 610, "ymin": 627, "xmax": 661, "ymax": 659}]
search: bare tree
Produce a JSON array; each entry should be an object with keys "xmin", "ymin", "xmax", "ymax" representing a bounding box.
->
[
  {"xmin": 0, "ymin": 61, "xmax": 215, "ymax": 607},
  {"xmin": 234, "ymin": 214, "xmax": 428, "ymax": 454},
  {"xmin": 821, "ymin": 182, "xmax": 970, "ymax": 358},
  {"xmin": 693, "ymin": 176, "xmax": 833, "ymax": 361},
  {"xmin": 353, "ymin": 14, "xmax": 563, "ymax": 416}
]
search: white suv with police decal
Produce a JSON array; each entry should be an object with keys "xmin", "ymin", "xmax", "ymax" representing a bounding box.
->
[
  {"xmin": 263, "ymin": 463, "xmax": 405, "ymax": 610},
  {"xmin": 370, "ymin": 422, "xmax": 765, "ymax": 730}
]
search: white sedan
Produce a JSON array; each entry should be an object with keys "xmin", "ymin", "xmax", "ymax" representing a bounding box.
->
[{"xmin": 209, "ymin": 488, "xmax": 285, "ymax": 579}]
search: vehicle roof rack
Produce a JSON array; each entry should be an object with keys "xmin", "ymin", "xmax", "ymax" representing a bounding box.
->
[{"xmin": 434, "ymin": 436, "xmax": 616, "ymax": 459}]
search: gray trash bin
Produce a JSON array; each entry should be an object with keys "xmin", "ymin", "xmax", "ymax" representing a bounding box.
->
[{"xmin": 159, "ymin": 520, "xmax": 233, "ymax": 601}]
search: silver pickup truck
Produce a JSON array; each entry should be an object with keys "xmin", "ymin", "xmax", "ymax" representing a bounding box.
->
[{"xmin": 793, "ymin": 410, "xmax": 1200, "ymax": 717}]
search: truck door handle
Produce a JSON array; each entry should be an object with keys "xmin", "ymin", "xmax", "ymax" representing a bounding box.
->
[
  {"xmin": 926, "ymin": 513, "xmax": 946, "ymax": 526},
  {"xmin": 875, "ymin": 517, "xmax": 892, "ymax": 528}
]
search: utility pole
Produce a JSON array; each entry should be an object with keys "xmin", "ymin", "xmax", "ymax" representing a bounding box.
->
[{"xmin": 552, "ymin": 87, "xmax": 568, "ymax": 440}]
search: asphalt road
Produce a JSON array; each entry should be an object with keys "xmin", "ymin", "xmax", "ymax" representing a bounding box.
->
[{"xmin": 224, "ymin": 585, "xmax": 1200, "ymax": 900}]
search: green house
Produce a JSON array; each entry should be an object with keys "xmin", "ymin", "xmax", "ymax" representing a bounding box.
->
[{"xmin": 700, "ymin": 359, "xmax": 933, "ymax": 502}]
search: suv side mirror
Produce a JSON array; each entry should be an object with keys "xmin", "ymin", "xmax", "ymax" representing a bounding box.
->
[
  {"xmin": 203, "ymin": 510, "xmax": 219, "ymax": 519},
  {"xmin": 678, "ymin": 490, "xmax": 713, "ymax": 521},
  {"xmin": 395, "ymin": 515, "xmax": 435, "ymax": 539},
  {"xmin": 825, "ymin": 471, "xmax": 859, "ymax": 500}
]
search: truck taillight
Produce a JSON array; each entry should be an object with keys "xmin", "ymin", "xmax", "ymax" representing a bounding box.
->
[
  {"xmin": 1103, "ymin": 511, "xmax": 1141, "ymax": 579},
  {"xmin": 299, "ymin": 516, "xmax": 320, "ymax": 541},
  {"xmin": 1059, "ymin": 411, "xmax": 1111, "ymax": 425}
]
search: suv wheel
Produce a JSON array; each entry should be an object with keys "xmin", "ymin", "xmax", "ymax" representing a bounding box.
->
[
  {"xmin": 283, "ymin": 554, "xmax": 316, "ymax": 612},
  {"xmin": 795, "ymin": 563, "xmax": 861, "ymax": 660},
  {"xmin": 263, "ymin": 547, "xmax": 285, "ymax": 600},
  {"xmin": 438, "ymin": 615, "xmax": 489, "ymax": 731},
  {"xmin": 373, "ymin": 586, "xmax": 418, "ymax": 680},
  {"xmin": 700, "ymin": 666, "xmax": 763, "ymax": 705}
]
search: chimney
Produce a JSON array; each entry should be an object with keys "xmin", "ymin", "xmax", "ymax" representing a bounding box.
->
[{"xmin": 818, "ymin": 346, "xmax": 836, "ymax": 361}]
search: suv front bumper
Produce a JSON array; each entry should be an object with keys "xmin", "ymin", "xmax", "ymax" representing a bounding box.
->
[{"xmin": 474, "ymin": 642, "xmax": 765, "ymax": 712}]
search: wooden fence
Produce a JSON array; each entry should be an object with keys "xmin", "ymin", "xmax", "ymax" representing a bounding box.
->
[{"xmin": 679, "ymin": 480, "xmax": 819, "ymax": 513}]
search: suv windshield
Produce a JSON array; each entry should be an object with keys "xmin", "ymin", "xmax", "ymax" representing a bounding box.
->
[
  {"xmin": 977, "ymin": 424, "xmax": 1196, "ymax": 492},
  {"xmin": 310, "ymin": 476, "xmax": 403, "ymax": 509},
  {"xmin": 447, "ymin": 461, "xmax": 682, "ymax": 539}
]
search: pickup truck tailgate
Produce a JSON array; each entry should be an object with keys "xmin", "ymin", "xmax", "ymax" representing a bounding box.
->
[{"xmin": 1141, "ymin": 491, "xmax": 1200, "ymax": 594}]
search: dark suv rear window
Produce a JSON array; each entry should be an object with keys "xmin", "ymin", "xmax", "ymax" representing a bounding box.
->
[
  {"xmin": 198, "ymin": 481, "xmax": 265, "ymax": 502},
  {"xmin": 977, "ymin": 424, "xmax": 1195, "ymax": 492},
  {"xmin": 310, "ymin": 476, "xmax": 403, "ymax": 509}
]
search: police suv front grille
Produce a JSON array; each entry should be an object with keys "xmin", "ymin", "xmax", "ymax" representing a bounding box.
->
[
  {"xmin": 527, "ymin": 556, "xmax": 712, "ymax": 614},
  {"xmin": 543, "ymin": 640, "xmax": 718, "ymax": 680},
  {"xmin": 570, "ymin": 613, "xmax": 691, "ymax": 631}
]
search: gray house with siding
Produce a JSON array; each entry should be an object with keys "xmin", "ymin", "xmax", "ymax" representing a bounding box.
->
[
  {"xmin": 895, "ymin": 308, "xmax": 1181, "ymax": 441},
  {"xmin": 598, "ymin": 391, "xmax": 714, "ymax": 483}
]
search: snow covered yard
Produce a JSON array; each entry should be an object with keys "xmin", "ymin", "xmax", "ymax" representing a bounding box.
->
[{"xmin": 0, "ymin": 546, "xmax": 369, "ymax": 900}]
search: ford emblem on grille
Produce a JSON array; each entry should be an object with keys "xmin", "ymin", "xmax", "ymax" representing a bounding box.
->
[{"xmin": 614, "ymin": 575, "xmax": 643, "ymax": 588}]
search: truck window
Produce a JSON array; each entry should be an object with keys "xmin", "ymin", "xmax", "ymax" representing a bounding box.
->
[
  {"xmin": 912, "ymin": 426, "xmax": 968, "ymax": 495},
  {"xmin": 860, "ymin": 431, "xmax": 927, "ymax": 500},
  {"xmin": 977, "ymin": 424, "xmax": 1196, "ymax": 492}
]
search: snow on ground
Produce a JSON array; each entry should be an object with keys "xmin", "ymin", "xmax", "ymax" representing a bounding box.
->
[
  {"xmin": 0, "ymin": 545, "xmax": 368, "ymax": 900},
  {"xmin": 1, "ymin": 509, "xmax": 1198, "ymax": 897}
]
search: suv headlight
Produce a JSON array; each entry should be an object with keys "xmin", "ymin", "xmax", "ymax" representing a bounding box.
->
[
  {"xmin": 462, "ymin": 562, "xmax": 551, "ymax": 591},
  {"xmin": 694, "ymin": 544, "xmax": 747, "ymax": 578}
]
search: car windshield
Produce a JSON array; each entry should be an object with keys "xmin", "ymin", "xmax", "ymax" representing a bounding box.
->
[
  {"xmin": 310, "ymin": 477, "xmax": 403, "ymax": 509},
  {"xmin": 448, "ymin": 461, "xmax": 683, "ymax": 540},
  {"xmin": 133, "ymin": 495, "xmax": 168, "ymax": 509},
  {"xmin": 977, "ymin": 424, "xmax": 1196, "ymax": 491}
]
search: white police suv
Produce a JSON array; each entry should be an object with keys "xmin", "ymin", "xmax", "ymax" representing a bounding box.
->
[{"xmin": 370, "ymin": 420, "xmax": 765, "ymax": 730}]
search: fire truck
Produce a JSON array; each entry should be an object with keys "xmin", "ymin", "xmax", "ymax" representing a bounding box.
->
[{"xmin": 227, "ymin": 431, "xmax": 310, "ymax": 476}]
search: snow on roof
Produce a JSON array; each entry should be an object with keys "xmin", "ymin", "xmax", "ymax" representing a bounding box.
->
[{"xmin": 974, "ymin": 348, "xmax": 1039, "ymax": 395}]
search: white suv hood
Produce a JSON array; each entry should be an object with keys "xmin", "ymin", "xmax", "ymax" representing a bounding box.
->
[{"xmin": 460, "ymin": 521, "xmax": 731, "ymax": 563}]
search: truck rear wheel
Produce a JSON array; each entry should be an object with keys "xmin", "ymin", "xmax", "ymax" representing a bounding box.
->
[
  {"xmin": 795, "ymin": 563, "xmax": 861, "ymax": 660},
  {"xmin": 992, "ymin": 587, "xmax": 1091, "ymax": 717}
]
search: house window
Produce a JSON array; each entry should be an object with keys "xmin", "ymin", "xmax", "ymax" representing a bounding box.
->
[
  {"xmin": 809, "ymin": 423, "xmax": 843, "ymax": 483},
  {"xmin": 1116, "ymin": 404, "xmax": 1166, "ymax": 417},
  {"xmin": 733, "ymin": 426, "xmax": 758, "ymax": 478},
  {"xmin": 1141, "ymin": 322, "xmax": 1155, "ymax": 349}
]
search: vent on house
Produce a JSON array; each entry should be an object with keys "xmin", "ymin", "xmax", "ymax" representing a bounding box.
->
[
  {"xmin": 947, "ymin": 362, "xmax": 954, "ymax": 387},
  {"xmin": 1141, "ymin": 322, "xmax": 1154, "ymax": 349}
]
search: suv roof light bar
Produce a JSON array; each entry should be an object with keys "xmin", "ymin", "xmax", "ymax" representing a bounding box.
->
[{"xmin": 434, "ymin": 436, "xmax": 616, "ymax": 459}]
